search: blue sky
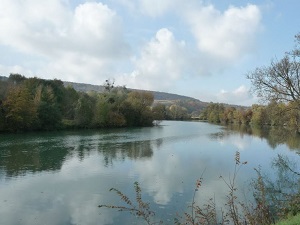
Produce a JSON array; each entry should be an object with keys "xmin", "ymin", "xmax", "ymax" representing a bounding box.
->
[{"xmin": 0, "ymin": 0, "xmax": 299, "ymax": 106}]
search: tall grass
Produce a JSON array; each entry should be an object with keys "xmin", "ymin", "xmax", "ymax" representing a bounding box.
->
[
  {"xmin": 275, "ymin": 214, "xmax": 300, "ymax": 225},
  {"xmin": 99, "ymin": 152, "xmax": 300, "ymax": 225}
]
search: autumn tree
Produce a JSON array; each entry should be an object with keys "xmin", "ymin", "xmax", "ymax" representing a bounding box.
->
[
  {"xmin": 123, "ymin": 91, "xmax": 154, "ymax": 126},
  {"xmin": 3, "ymin": 85, "xmax": 37, "ymax": 131},
  {"xmin": 8, "ymin": 73, "xmax": 26, "ymax": 85},
  {"xmin": 247, "ymin": 33, "xmax": 300, "ymax": 105},
  {"xmin": 152, "ymin": 103, "xmax": 167, "ymax": 121},
  {"xmin": 35, "ymin": 85, "xmax": 62, "ymax": 130},
  {"xmin": 61, "ymin": 86, "xmax": 79, "ymax": 120},
  {"xmin": 250, "ymin": 104, "xmax": 268, "ymax": 126},
  {"xmin": 74, "ymin": 93, "xmax": 94, "ymax": 128}
]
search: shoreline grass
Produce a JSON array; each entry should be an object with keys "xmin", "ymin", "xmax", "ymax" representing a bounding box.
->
[{"xmin": 275, "ymin": 214, "xmax": 300, "ymax": 225}]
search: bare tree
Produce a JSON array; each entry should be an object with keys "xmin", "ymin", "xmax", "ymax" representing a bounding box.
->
[{"xmin": 247, "ymin": 33, "xmax": 300, "ymax": 104}]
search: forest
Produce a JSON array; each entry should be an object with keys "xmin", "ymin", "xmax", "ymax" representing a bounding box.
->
[
  {"xmin": 0, "ymin": 74, "xmax": 192, "ymax": 132},
  {"xmin": 199, "ymin": 101, "xmax": 300, "ymax": 131}
]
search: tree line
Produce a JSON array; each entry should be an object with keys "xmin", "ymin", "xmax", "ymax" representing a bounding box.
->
[
  {"xmin": 199, "ymin": 101, "xmax": 300, "ymax": 130},
  {"xmin": 0, "ymin": 75, "xmax": 161, "ymax": 132},
  {"xmin": 201, "ymin": 33, "xmax": 300, "ymax": 132}
]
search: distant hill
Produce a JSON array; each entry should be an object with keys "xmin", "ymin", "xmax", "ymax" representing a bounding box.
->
[
  {"xmin": 63, "ymin": 81, "xmax": 209, "ymax": 114},
  {"xmin": 0, "ymin": 76, "xmax": 242, "ymax": 114},
  {"xmin": 64, "ymin": 81, "xmax": 106, "ymax": 93},
  {"xmin": 64, "ymin": 81, "xmax": 197, "ymax": 101},
  {"xmin": 0, "ymin": 76, "xmax": 8, "ymax": 81},
  {"xmin": 63, "ymin": 81, "xmax": 247, "ymax": 114}
]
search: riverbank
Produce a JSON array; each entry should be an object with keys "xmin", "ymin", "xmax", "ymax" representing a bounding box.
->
[{"xmin": 275, "ymin": 214, "xmax": 300, "ymax": 225}]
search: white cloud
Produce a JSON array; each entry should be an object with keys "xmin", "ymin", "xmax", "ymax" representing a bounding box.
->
[
  {"xmin": 118, "ymin": 28, "xmax": 190, "ymax": 91},
  {"xmin": 0, "ymin": 64, "xmax": 34, "ymax": 77},
  {"xmin": 116, "ymin": 1, "xmax": 262, "ymax": 93},
  {"xmin": 137, "ymin": 0, "xmax": 178, "ymax": 17},
  {"xmin": 117, "ymin": 0, "xmax": 261, "ymax": 63},
  {"xmin": 134, "ymin": 152, "xmax": 185, "ymax": 205},
  {"xmin": 117, "ymin": 0, "xmax": 185, "ymax": 17},
  {"xmin": 0, "ymin": 0, "xmax": 264, "ymax": 104},
  {"xmin": 71, "ymin": 2, "xmax": 128, "ymax": 58},
  {"xmin": 216, "ymin": 85, "xmax": 255, "ymax": 106},
  {"xmin": 185, "ymin": 4, "xmax": 261, "ymax": 62},
  {"xmin": 0, "ymin": 0, "xmax": 129, "ymax": 82}
]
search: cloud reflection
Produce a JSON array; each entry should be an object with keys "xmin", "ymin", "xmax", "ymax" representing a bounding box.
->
[{"xmin": 0, "ymin": 121, "xmax": 299, "ymax": 224}]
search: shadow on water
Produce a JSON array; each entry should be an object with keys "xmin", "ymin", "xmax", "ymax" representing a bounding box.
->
[
  {"xmin": 2, "ymin": 122, "xmax": 300, "ymax": 180},
  {"xmin": 210, "ymin": 124, "xmax": 300, "ymax": 152},
  {"xmin": 98, "ymin": 140, "xmax": 154, "ymax": 167},
  {"xmin": 0, "ymin": 128, "xmax": 157, "ymax": 178},
  {"xmin": 0, "ymin": 121, "xmax": 299, "ymax": 225}
]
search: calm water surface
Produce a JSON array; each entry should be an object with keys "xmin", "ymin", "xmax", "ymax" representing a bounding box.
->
[{"xmin": 0, "ymin": 121, "xmax": 299, "ymax": 225}]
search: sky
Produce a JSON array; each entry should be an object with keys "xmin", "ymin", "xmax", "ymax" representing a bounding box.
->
[{"xmin": 0, "ymin": 0, "xmax": 299, "ymax": 106}]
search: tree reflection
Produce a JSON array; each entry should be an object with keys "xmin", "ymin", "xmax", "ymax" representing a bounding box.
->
[
  {"xmin": 0, "ymin": 132, "xmax": 156, "ymax": 178},
  {"xmin": 98, "ymin": 140, "xmax": 154, "ymax": 167},
  {"xmin": 0, "ymin": 140, "xmax": 72, "ymax": 178},
  {"xmin": 213, "ymin": 124, "xmax": 300, "ymax": 151}
]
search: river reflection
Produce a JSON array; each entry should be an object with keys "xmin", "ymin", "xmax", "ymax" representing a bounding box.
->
[
  {"xmin": 0, "ymin": 121, "xmax": 299, "ymax": 225},
  {"xmin": 220, "ymin": 124, "xmax": 300, "ymax": 151}
]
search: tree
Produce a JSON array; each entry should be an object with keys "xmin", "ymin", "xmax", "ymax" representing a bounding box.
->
[
  {"xmin": 104, "ymin": 79, "xmax": 115, "ymax": 92},
  {"xmin": 124, "ymin": 91, "xmax": 154, "ymax": 126},
  {"xmin": 247, "ymin": 34, "xmax": 300, "ymax": 104},
  {"xmin": 265, "ymin": 101, "xmax": 286, "ymax": 126},
  {"xmin": 167, "ymin": 104, "xmax": 189, "ymax": 120},
  {"xmin": 74, "ymin": 93, "xmax": 94, "ymax": 128},
  {"xmin": 152, "ymin": 103, "xmax": 167, "ymax": 121},
  {"xmin": 251, "ymin": 105, "xmax": 268, "ymax": 126},
  {"xmin": 8, "ymin": 73, "xmax": 26, "ymax": 85},
  {"xmin": 61, "ymin": 86, "xmax": 79, "ymax": 120},
  {"xmin": 93, "ymin": 94, "xmax": 113, "ymax": 127},
  {"xmin": 3, "ymin": 85, "xmax": 37, "ymax": 131},
  {"xmin": 93, "ymin": 86, "xmax": 128, "ymax": 128}
]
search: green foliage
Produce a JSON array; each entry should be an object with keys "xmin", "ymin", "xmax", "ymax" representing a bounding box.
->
[
  {"xmin": 201, "ymin": 101, "xmax": 300, "ymax": 131},
  {"xmin": 35, "ymin": 85, "xmax": 62, "ymax": 130},
  {"xmin": 275, "ymin": 214, "xmax": 300, "ymax": 225},
  {"xmin": 74, "ymin": 93, "xmax": 94, "ymax": 128},
  {"xmin": 251, "ymin": 104, "xmax": 268, "ymax": 126},
  {"xmin": 151, "ymin": 104, "xmax": 166, "ymax": 121},
  {"xmin": 0, "ymin": 75, "xmax": 157, "ymax": 132},
  {"xmin": 167, "ymin": 104, "xmax": 189, "ymax": 120},
  {"xmin": 3, "ymin": 85, "xmax": 37, "ymax": 131},
  {"xmin": 93, "ymin": 94, "xmax": 111, "ymax": 127},
  {"xmin": 200, "ymin": 103, "xmax": 225, "ymax": 123},
  {"xmin": 124, "ymin": 91, "xmax": 154, "ymax": 126},
  {"xmin": 247, "ymin": 154, "xmax": 300, "ymax": 224},
  {"xmin": 61, "ymin": 86, "xmax": 79, "ymax": 120},
  {"xmin": 8, "ymin": 73, "xmax": 26, "ymax": 84}
]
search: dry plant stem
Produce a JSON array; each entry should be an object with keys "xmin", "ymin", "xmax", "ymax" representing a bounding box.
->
[
  {"xmin": 191, "ymin": 168, "xmax": 206, "ymax": 224},
  {"xmin": 220, "ymin": 151, "xmax": 247, "ymax": 225},
  {"xmin": 275, "ymin": 154, "xmax": 300, "ymax": 176},
  {"xmin": 100, "ymin": 151, "xmax": 299, "ymax": 225},
  {"xmin": 98, "ymin": 181, "xmax": 161, "ymax": 225}
]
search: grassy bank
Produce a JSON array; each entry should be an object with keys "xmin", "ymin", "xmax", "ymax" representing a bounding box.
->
[{"xmin": 275, "ymin": 214, "xmax": 300, "ymax": 225}]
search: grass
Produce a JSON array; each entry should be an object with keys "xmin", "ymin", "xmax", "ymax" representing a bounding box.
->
[{"xmin": 275, "ymin": 214, "xmax": 300, "ymax": 225}]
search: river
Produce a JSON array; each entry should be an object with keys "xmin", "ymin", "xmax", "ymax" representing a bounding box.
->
[{"xmin": 0, "ymin": 121, "xmax": 299, "ymax": 224}]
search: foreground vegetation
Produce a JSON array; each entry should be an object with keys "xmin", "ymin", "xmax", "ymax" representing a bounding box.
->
[
  {"xmin": 275, "ymin": 214, "xmax": 300, "ymax": 225},
  {"xmin": 100, "ymin": 152, "xmax": 300, "ymax": 225}
]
